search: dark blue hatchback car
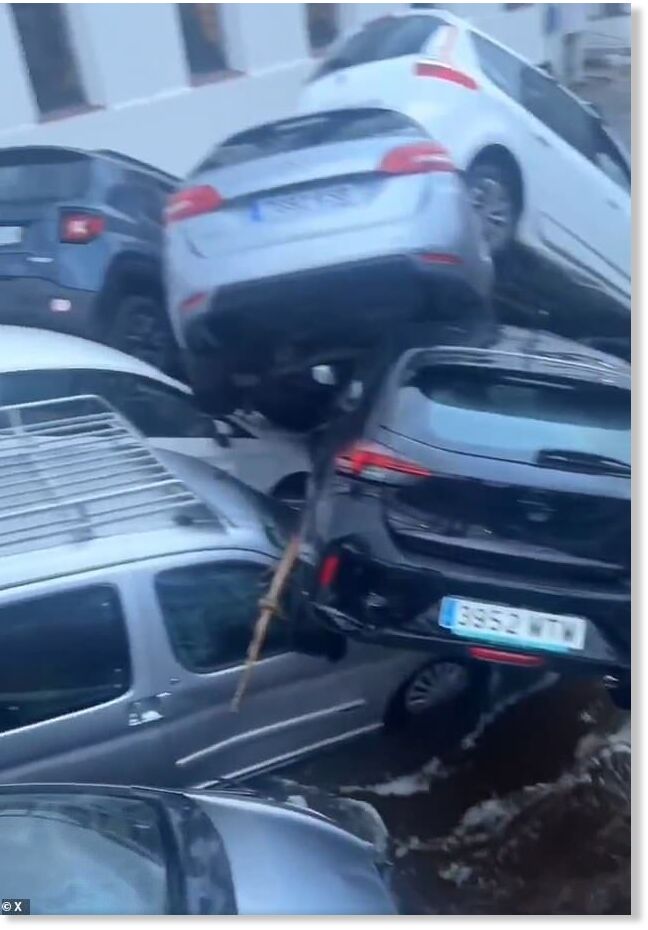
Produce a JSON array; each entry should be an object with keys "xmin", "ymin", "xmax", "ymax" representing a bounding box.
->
[{"xmin": 0, "ymin": 146, "xmax": 178, "ymax": 373}]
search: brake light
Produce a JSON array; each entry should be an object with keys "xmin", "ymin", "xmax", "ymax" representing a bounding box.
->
[
  {"xmin": 379, "ymin": 142, "xmax": 455, "ymax": 175},
  {"xmin": 335, "ymin": 442, "xmax": 431, "ymax": 483},
  {"xmin": 60, "ymin": 212, "xmax": 105, "ymax": 243},
  {"xmin": 165, "ymin": 185, "xmax": 223, "ymax": 224},
  {"xmin": 180, "ymin": 291, "xmax": 208, "ymax": 313},
  {"xmin": 415, "ymin": 61, "xmax": 478, "ymax": 90},
  {"xmin": 319, "ymin": 553, "xmax": 341, "ymax": 589},
  {"xmin": 468, "ymin": 647, "xmax": 544, "ymax": 668},
  {"xmin": 420, "ymin": 252, "xmax": 462, "ymax": 266}
]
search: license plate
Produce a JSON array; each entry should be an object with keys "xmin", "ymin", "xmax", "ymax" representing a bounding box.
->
[
  {"xmin": 252, "ymin": 184, "xmax": 356, "ymax": 222},
  {"xmin": 0, "ymin": 226, "xmax": 22, "ymax": 246},
  {"xmin": 439, "ymin": 597, "xmax": 586, "ymax": 652}
]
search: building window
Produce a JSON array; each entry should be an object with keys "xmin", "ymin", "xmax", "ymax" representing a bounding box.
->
[
  {"xmin": 306, "ymin": 3, "xmax": 340, "ymax": 53},
  {"xmin": 10, "ymin": 3, "xmax": 87, "ymax": 118},
  {"xmin": 593, "ymin": 3, "xmax": 631, "ymax": 16},
  {"xmin": 177, "ymin": 3, "xmax": 229, "ymax": 82},
  {"xmin": 503, "ymin": 3, "xmax": 532, "ymax": 9}
]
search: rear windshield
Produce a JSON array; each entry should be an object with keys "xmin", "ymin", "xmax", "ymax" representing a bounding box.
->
[
  {"xmin": 313, "ymin": 13, "xmax": 444, "ymax": 79},
  {"xmin": 393, "ymin": 367, "xmax": 631, "ymax": 467},
  {"xmin": 0, "ymin": 151, "xmax": 90, "ymax": 203},
  {"xmin": 196, "ymin": 109, "xmax": 424, "ymax": 171}
]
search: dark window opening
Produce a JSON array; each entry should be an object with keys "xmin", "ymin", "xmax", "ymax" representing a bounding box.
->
[
  {"xmin": 0, "ymin": 586, "xmax": 131, "ymax": 734},
  {"xmin": 177, "ymin": 3, "xmax": 229, "ymax": 79},
  {"xmin": 156, "ymin": 561, "xmax": 288, "ymax": 672},
  {"xmin": 10, "ymin": 3, "xmax": 87, "ymax": 117},
  {"xmin": 306, "ymin": 3, "xmax": 340, "ymax": 53},
  {"xmin": 473, "ymin": 33, "xmax": 523, "ymax": 101},
  {"xmin": 0, "ymin": 149, "xmax": 90, "ymax": 203}
]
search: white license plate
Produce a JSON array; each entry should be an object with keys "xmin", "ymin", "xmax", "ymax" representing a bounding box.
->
[
  {"xmin": 0, "ymin": 226, "xmax": 22, "ymax": 246},
  {"xmin": 439, "ymin": 597, "xmax": 586, "ymax": 652},
  {"xmin": 253, "ymin": 184, "xmax": 356, "ymax": 221}
]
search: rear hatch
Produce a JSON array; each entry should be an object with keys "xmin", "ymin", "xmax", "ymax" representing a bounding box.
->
[
  {"xmin": 0, "ymin": 147, "xmax": 92, "ymax": 278},
  {"xmin": 300, "ymin": 13, "xmax": 448, "ymax": 113},
  {"xmin": 377, "ymin": 359, "xmax": 630, "ymax": 583},
  {"xmin": 169, "ymin": 108, "xmax": 443, "ymax": 262}
]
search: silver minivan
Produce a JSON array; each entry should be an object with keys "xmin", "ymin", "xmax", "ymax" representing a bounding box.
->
[{"xmin": 0, "ymin": 396, "xmax": 444, "ymax": 788}]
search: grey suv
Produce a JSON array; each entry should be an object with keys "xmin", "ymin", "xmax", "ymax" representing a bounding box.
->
[{"xmin": 0, "ymin": 396, "xmax": 435, "ymax": 787}]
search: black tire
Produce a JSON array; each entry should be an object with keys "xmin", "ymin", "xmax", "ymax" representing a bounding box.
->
[
  {"xmin": 109, "ymin": 293, "xmax": 179, "ymax": 376},
  {"xmin": 385, "ymin": 659, "xmax": 490, "ymax": 741},
  {"xmin": 466, "ymin": 158, "xmax": 521, "ymax": 256}
]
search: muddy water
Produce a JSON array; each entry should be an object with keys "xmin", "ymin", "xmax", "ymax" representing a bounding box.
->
[{"xmin": 278, "ymin": 677, "xmax": 631, "ymax": 915}]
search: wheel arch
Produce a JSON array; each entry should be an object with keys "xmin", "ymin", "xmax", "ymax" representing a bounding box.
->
[{"xmin": 467, "ymin": 144, "xmax": 525, "ymax": 215}]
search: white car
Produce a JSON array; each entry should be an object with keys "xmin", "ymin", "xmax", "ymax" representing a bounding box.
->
[
  {"xmin": 0, "ymin": 326, "xmax": 311, "ymax": 503},
  {"xmin": 299, "ymin": 8, "xmax": 631, "ymax": 308}
]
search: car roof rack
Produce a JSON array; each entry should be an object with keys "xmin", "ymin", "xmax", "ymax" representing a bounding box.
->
[{"xmin": 0, "ymin": 395, "xmax": 219, "ymax": 557}]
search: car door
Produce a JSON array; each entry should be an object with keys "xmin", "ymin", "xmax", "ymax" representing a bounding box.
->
[
  {"xmin": 518, "ymin": 65, "xmax": 628, "ymax": 295},
  {"xmin": 0, "ymin": 576, "xmax": 163, "ymax": 786},
  {"xmin": 134, "ymin": 551, "xmax": 379, "ymax": 787}
]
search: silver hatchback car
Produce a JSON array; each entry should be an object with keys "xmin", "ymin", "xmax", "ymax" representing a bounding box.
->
[
  {"xmin": 0, "ymin": 395, "xmax": 443, "ymax": 788},
  {"xmin": 165, "ymin": 107, "xmax": 493, "ymax": 422}
]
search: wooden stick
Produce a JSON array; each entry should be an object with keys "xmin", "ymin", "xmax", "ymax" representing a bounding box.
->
[{"xmin": 231, "ymin": 535, "xmax": 301, "ymax": 710}]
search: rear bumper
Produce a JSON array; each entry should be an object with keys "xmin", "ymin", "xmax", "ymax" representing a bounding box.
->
[
  {"xmin": 303, "ymin": 496, "xmax": 630, "ymax": 677},
  {"xmin": 181, "ymin": 253, "xmax": 491, "ymax": 370},
  {"xmin": 0, "ymin": 276, "xmax": 97, "ymax": 338}
]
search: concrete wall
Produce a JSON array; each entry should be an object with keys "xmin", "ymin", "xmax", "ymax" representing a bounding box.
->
[{"xmin": 0, "ymin": 3, "xmax": 631, "ymax": 177}]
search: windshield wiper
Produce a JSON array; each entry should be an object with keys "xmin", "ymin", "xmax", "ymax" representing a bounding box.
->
[{"xmin": 536, "ymin": 449, "xmax": 630, "ymax": 476}]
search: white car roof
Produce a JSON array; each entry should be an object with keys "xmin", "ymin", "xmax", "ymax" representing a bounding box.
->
[{"xmin": 0, "ymin": 325, "xmax": 189, "ymax": 393}]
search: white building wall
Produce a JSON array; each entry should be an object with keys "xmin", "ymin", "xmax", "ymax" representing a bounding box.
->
[{"xmin": 0, "ymin": 3, "xmax": 631, "ymax": 177}]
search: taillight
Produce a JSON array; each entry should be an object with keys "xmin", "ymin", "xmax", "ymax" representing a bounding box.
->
[
  {"xmin": 415, "ymin": 61, "xmax": 478, "ymax": 90},
  {"xmin": 165, "ymin": 185, "xmax": 223, "ymax": 224},
  {"xmin": 60, "ymin": 212, "xmax": 105, "ymax": 243},
  {"xmin": 335, "ymin": 442, "xmax": 432, "ymax": 484},
  {"xmin": 468, "ymin": 647, "xmax": 544, "ymax": 668},
  {"xmin": 378, "ymin": 142, "xmax": 455, "ymax": 175},
  {"xmin": 319, "ymin": 553, "xmax": 341, "ymax": 589}
]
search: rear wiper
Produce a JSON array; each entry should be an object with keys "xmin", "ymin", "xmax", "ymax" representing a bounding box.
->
[{"xmin": 536, "ymin": 449, "xmax": 630, "ymax": 476}]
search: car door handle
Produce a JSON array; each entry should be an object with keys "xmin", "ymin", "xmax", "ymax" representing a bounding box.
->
[
  {"xmin": 606, "ymin": 199, "xmax": 621, "ymax": 210},
  {"xmin": 128, "ymin": 694, "xmax": 169, "ymax": 727},
  {"xmin": 533, "ymin": 133, "xmax": 551, "ymax": 148}
]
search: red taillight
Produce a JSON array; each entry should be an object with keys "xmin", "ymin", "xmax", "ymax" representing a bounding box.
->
[
  {"xmin": 468, "ymin": 647, "xmax": 544, "ymax": 668},
  {"xmin": 415, "ymin": 61, "xmax": 478, "ymax": 90},
  {"xmin": 60, "ymin": 212, "xmax": 105, "ymax": 243},
  {"xmin": 165, "ymin": 185, "xmax": 223, "ymax": 224},
  {"xmin": 180, "ymin": 291, "xmax": 208, "ymax": 313},
  {"xmin": 420, "ymin": 252, "xmax": 462, "ymax": 266},
  {"xmin": 378, "ymin": 142, "xmax": 455, "ymax": 175},
  {"xmin": 319, "ymin": 553, "xmax": 341, "ymax": 589},
  {"xmin": 335, "ymin": 442, "xmax": 431, "ymax": 483}
]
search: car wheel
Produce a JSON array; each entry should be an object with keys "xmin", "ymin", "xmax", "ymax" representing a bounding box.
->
[
  {"xmin": 385, "ymin": 660, "xmax": 490, "ymax": 737},
  {"xmin": 110, "ymin": 294, "xmax": 179, "ymax": 376},
  {"xmin": 467, "ymin": 159, "xmax": 520, "ymax": 256}
]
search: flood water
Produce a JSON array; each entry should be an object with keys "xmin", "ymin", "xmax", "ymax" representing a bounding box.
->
[{"xmin": 276, "ymin": 675, "xmax": 631, "ymax": 915}]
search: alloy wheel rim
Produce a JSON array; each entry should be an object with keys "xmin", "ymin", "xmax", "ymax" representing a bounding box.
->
[
  {"xmin": 404, "ymin": 662, "xmax": 470, "ymax": 714},
  {"xmin": 470, "ymin": 176, "xmax": 514, "ymax": 252}
]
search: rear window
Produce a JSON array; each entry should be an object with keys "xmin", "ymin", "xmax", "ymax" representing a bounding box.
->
[
  {"xmin": 313, "ymin": 13, "xmax": 444, "ymax": 79},
  {"xmin": 196, "ymin": 109, "xmax": 424, "ymax": 171},
  {"xmin": 0, "ymin": 151, "xmax": 89, "ymax": 203},
  {"xmin": 393, "ymin": 367, "xmax": 630, "ymax": 467}
]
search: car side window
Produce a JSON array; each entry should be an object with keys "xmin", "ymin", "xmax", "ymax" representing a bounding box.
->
[
  {"xmin": 521, "ymin": 66, "xmax": 597, "ymax": 160},
  {"xmin": 592, "ymin": 127, "xmax": 631, "ymax": 191},
  {"xmin": 472, "ymin": 33, "xmax": 523, "ymax": 102},
  {"xmin": 0, "ymin": 369, "xmax": 73, "ymax": 406},
  {"xmin": 0, "ymin": 586, "xmax": 131, "ymax": 734},
  {"xmin": 69, "ymin": 371, "xmax": 216, "ymax": 440},
  {"xmin": 156, "ymin": 561, "xmax": 288, "ymax": 673}
]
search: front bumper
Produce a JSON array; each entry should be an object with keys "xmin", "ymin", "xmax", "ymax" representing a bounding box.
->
[{"xmin": 0, "ymin": 276, "xmax": 97, "ymax": 338}]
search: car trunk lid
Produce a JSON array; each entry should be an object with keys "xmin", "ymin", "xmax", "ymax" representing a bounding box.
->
[{"xmin": 374, "ymin": 361, "xmax": 630, "ymax": 581}]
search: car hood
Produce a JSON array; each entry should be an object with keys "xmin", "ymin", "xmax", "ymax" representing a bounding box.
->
[{"xmin": 188, "ymin": 791, "xmax": 396, "ymax": 915}]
